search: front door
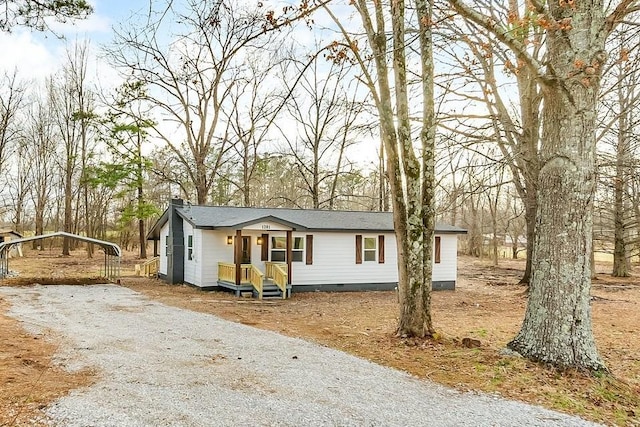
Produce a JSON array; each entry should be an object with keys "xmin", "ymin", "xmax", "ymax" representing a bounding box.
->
[{"xmin": 241, "ymin": 236, "xmax": 251, "ymax": 264}]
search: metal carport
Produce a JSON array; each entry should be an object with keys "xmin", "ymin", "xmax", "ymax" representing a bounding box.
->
[{"xmin": 0, "ymin": 231, "xmax": 122, "ymax": 280}]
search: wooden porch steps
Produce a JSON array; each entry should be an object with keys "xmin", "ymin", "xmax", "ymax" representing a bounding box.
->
[
  {"xmin": 217, "ymin": 277, "xmax": 292, "ymax": 299},
  {"xmin": 254, "ymin": 280, "xmax": 285, "ymax": 299}
]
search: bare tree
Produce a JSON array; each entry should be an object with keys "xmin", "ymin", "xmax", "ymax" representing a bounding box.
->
[
  {"xmin": 324, "ymin": 0, "xmax": 438, "ymax": 337},
  {"xmin": 595, "ymin": 25, "xmax": 640, "ymax": 277},
  {"xmin": 223, "ymin": 53, "xmax": 283, "ymax": 207},
  {"xmin": 24, "ymin": 92, "xmax": 58, "ymax": 248},
  {"xmin": 450, "ymin": 0, "xmax": 640, "ymax": 371},
  {"xmin": 275, "ymin": 52, "xmax": 363, "ymax": 209},
  {"xmin": 107, "ymin": 1, "xmax": 295, "ymax": 205},
  {"xmin": 7, "ymin": 135, "xmax": 31, "ymax": 234},
  {"xmin": 437, "ymin": 2, "xmax": 543, "ymax": 284},
  {"xmin": 0, "ymin": 71, "xmax": 25, "ymax": 201},
  {"xmin": 49, "ymin": 41, "xmax": 94, "ymax": 255}
]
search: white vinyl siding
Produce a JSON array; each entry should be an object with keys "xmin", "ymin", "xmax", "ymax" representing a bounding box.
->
[
  {"xmin": 184, "ymin": 229, "xmax": 459, "ymax": 288},
  {"xmin": 183, "ymin": 222, "xmax": 196, "ymax": 285},
  {"xmin": 198, "ymin": 230, "xmax": 236, "ymax": 287},
  {"xmin": 432, "ymin": 234, "xmax": 458, "ymax": 282},
  {"xmin": 159, "ymin": 223, "xmax": 169, "ymax": 276},
  {"xmin": 291, "ymin": 232, "xmax": 398, "ymax": 286}
]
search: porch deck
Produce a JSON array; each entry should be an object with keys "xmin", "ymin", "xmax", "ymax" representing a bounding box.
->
[
  {"xmin": 217, "ymin": 278, "xmax": 292, "ymax": 299},
  {"xmin": 217, "ymin": 262, "xmax": 291, "ymax": 300}
]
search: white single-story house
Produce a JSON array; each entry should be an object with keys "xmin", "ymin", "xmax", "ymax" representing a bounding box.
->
[{"xmin": 147, "ymin": 199, "xmax": 467, "ymax": 298}]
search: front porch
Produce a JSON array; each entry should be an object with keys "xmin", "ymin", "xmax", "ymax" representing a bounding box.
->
[{"xmin": 217, "ymin": 261, "xmax": 291, "ymax": 299}]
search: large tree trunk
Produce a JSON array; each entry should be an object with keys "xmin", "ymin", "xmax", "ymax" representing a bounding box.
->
[
  {"xmin": 62, "ymin": 168, "xmax": 72, "ymax": 256},
  {"xmin": 612, "ymin": 83, "xmax": 629, "ymax": 277},
  {"xmin": 195, "ymin": 164, "xmax": 208, "ymax": 205},
  {"xmin": 612, "ymin": 169, "xmax": 628, "ymax": 277},
  {"xmin": 395, "ymin": 0, "xmax": 436, "ymax": 337},
  {"xmin": 516, "ymin": 60, "xmax": 541, "ymax": 285},
  {"xmin": 508, "ymin": 2, "xmax": 607, "ymax": 371},
  {"xmin": 353, "ymin": 0, "xmax": 436, "ymax": 337},
  {"xmin": 519, "ymin": 191, "xmax": 537, "ymax": 284},
  {"xmin": 138, "ymin": 186, "xmax": 147, "ymax": 259},
  {"xmin": 33, "ymin": 206, "xmax": 44, "ymax": 250}
]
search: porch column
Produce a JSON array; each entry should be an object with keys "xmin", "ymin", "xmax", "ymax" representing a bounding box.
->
[
  {"xmin": 286, "ymin": 230, "xmax": 292, "ymax": 284},
  {"xmin": 235, "ymin": 229, "xmax": 242, "ymax": 286}
]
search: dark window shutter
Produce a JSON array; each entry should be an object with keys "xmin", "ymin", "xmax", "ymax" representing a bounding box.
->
[
  {"xmin": 378, "ymin": 235, "xmax": 385, "ymax": 263},
  {"xmin": 306, "ymin": 235, "xmax": 313, "ymax": 265},
  {"xmin": 261, "ymin": 233, "xmax": 269, "ymax": 261},
  {"xmin": 435, "ymin": 236, "xmax": 441, "ymax": 264},
  {"xmin": 355, "ymin": 235, "xmax": 362, "ymax": 264}
]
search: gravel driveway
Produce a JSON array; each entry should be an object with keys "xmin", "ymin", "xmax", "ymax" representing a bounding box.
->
[{"xmin": 0, "ymin": 284, "xmax": 600, "ymax": 427}]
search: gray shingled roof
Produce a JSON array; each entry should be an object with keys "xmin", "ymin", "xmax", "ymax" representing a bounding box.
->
[{"xmin": 148, "ymin": 205, "xmax": 467, "ymax": 238}]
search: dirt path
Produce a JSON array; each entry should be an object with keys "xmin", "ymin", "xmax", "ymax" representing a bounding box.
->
[{"xmin": 0, "ymin": 284, "xmax": 600, "ymax": 427}]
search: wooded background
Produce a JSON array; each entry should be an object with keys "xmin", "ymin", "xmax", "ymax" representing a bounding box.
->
[{"xmin": 0, "ymin": 0, "xmax": 637, "ymax": 277}]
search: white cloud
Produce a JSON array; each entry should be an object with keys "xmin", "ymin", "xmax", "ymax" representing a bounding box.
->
[
  {"xmin": 0, "ymin": 31, "xmax": 58, "ymax": 79},
  {"xmin": 47, "ymin": 12, "xmax": 111, "ymax": 36}
]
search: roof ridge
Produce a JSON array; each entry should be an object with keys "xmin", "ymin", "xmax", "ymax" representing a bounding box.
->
[{"xmin": 185, "ymin": 205, "xmax": 393, "ymax": 215}]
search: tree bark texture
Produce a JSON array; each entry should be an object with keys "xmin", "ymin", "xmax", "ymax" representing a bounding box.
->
[
  {"xmin": 352, "ymin": 0, "xmax": 436, "ymax": 337},
  {"xmin": 612, "ymin": 81, "xmax": 629, "ymax": 277},
  {"xmin": 508, "ymin": 1, "xmax": 607, "ymax": 371}
]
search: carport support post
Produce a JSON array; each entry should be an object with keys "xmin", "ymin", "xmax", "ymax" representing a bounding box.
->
[
  {"xmin": 167, "ymin": 198, "xmax": 185, "ymax": 284},
  {"xmin": 0, "ymin": 248, "xmax": 6, "ymax": 278}
]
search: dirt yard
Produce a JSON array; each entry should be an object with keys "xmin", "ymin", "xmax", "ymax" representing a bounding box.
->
[{"xmin": 1, "ymin": 248, "xmax": 639, "ymax": 426}]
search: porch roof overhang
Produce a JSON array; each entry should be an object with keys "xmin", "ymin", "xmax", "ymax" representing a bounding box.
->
[
  {"xmin": 147, "ymin": 209, "xmax": 169, "ymax": 241},
  {"xmin": 200, "ymin": 215, "xmax": 306, "ymax": 231}
]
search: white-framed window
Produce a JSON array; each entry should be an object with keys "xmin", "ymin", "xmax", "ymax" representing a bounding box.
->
[
  {"xmin": 356, "ymin": 235, "xmax": 384, "ymax": 264},
  {"xmin": 292, "ymin": 237, "xmax": 304, "ymax": 262},
  {"xmin": 270, "ymin": 236, "xmax": 305, "ymax": 262},
  {"xmin": 271, "ymin": 236, "xmax": 286, "ymax": 262},
  {"xmin": 363, "ymin": 237, "xmax": 377, "ymax": 262},
  {"xmin": 187, "ymin": 235, "xmax": 193, "ymax": 260},
  {"xmin": 165, "ymin": 235, "xmax": 169, "ymax": 257}
]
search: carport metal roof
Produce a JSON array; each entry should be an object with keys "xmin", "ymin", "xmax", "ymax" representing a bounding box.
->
[{"xmin": 0, "ymin": 231, "xmax": 121, "ymax": 280}]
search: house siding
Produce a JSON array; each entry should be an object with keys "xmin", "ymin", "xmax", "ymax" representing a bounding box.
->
[
  {"xmin": 159, "ymin": 223, "xmax": 169, "ymax": 276},
  {"xmin": 199, "ymin": 230, "xmax": 235, "ymax": 287},
  {"xmin": 183, "ymin": 229, "xmax": 459, "ymax": 289},
  {"xmin": 291, "ymin": 232, "xmax": 398, "ymax": 287},
  {"xmin": 183, "ymin": 222, "xmax": 196, "ymax": 285},
  {"xmin": 432, "ymin": 234, "xmax": 458, "ymax": 283}
]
